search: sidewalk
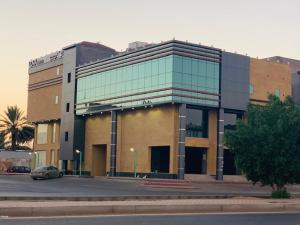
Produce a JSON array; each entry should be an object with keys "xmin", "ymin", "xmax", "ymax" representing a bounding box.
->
[{"xmin": 0, "ymin": 198, "xmax": 300, "ymax": 217}]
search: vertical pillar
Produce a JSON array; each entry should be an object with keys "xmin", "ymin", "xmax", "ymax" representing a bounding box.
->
[
  {"xmin": 110, "ymin": 111, "xmax": 117, "ymax": 176},
  {"xmin": 177, "ymin": 104, "xmax": 186, "ymax": 180},
  {"xmin": 216, "ymin": 108, "xmax": 224, "ymax": 180}
]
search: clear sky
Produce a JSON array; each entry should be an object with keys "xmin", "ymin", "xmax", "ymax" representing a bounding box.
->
[{"xmin": 0, "ymin": 0, "xmax": 299, "ymax": 115}]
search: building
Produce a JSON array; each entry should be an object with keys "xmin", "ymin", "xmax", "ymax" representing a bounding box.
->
[
  {"xmin": 27, "ymin": 40, "xmax": 294, "ymax": 179},
  {"xmin": 265, "ymin": 56, "xmax": 300, "ymax": 104}
]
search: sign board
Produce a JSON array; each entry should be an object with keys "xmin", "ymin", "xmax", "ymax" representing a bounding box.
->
[{"xmin": 29, "ymin": 50, "xmax": 64, "ymax": 69}]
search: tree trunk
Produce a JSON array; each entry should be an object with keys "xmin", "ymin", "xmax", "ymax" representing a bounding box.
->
[{"xmin": 11, "ymin": 132, "xmax": 16, "ymax": 151}]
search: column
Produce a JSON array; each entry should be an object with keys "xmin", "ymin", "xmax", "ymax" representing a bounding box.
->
[
  {"xmin": 109, "ymin": 111, "xmax": 117, "ymax": 176},
  {"xmin": 177, "ymin": 104, "xmax": 186, "ymax": 180},
  {"xmin": 216, "ymin": 108, "xmax": 224, "ymax": 180}
]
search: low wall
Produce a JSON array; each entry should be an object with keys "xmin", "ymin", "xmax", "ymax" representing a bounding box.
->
[{"xmin": 0, "ymin": 150, "xmax": 32, "ymax": 173}]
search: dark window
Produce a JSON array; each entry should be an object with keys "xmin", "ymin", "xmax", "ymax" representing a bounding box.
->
[
  {"xmin": 151, "ymin": 146, "xmax": 170, "ymax": 173},
  {"xmin": 65, "ymin": 132, "xmax": 69, "ymax": 142},
  {"xmin": 186, "ymin": 108, "xmax": 208, "ymax": 138},
  {"xmin": 224, "ymin": 113, "xmax": 242, "ymax": 131},
  {"xmin": 66, "ymin": 103, "xmax": 70, "ymax": 112},
  {"xmin": 67, "ymin": 73, "xmax": 71, "ymax": 83}
]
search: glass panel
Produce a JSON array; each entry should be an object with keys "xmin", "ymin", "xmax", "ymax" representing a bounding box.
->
[
  {"xmin": 250, "ymin": 84, "xmax": 254, "ymax": 94},
  {"xmin": 76, "ymin": 54, "xmax": 220, "ymax": 114},
  {"xmin": 224, "ymin": 113, "xmax": 243, "ymax": 130},
  {"xmin": 186, "ymin": 108, "xmax": 208, "ymax": 138}
]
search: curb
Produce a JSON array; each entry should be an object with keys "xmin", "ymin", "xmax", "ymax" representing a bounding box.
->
[
  {"xmin": 0, "ymin": 195, "xmax": 271, "ymax": 201},
  {"xmin": 1, "ymin": 203, "xmax": 300, "ymax": 217}
]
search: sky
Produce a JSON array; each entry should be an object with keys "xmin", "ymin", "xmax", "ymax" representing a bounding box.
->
[{"xmin": 0, "ymin": 0, "xmax": 299, "ymax": 115}]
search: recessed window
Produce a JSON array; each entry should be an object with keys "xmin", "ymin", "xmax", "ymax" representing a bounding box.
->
[
  {"xmin": 67, "ymin": 73, "xmax": 71, "ymax": 83},
  {"xmin": 275, "ymin": 89, "xmax": 280, "ymax": 97},
  {"xmin": 55, "ymin": 96, "xmax": 59, "ymax": 104},
  {"xmin": 249, "ymin": 84, "xmax": 254, "ymax": 94},
  {"xmin": 37, "ymin": 124, "xmax": 48, "ymax": 144},
  {"xmin": 65, "ymin": 132, "xmax": 69, "ymax": 142},
  {"xmin": 66, "ymin": 103, "xmax": 70, "ymax": 112},
  {"xmin": 52, "ymin": 123, "xmax": 56, "ymax": 143}
]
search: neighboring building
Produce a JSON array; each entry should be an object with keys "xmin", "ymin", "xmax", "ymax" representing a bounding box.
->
[
  {"xmin": 265, "ymin": 56, "xmax": 300, "ymax": 104},
  {"xmin": 27, "ymin": 40, "xmax": 293, "ymax": 179},
  {"xmin": 27, "ymin": 42, "xmax": 117, "ymax": 170}
]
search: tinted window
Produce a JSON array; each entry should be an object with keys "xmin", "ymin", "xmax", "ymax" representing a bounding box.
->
[
  {"xmin": 224, "ymin": 113, "xmax": 242, "ymax": 130},
  {"xmin": 186, "ymin": 108, "xmax": 208, "ymax": 138}
]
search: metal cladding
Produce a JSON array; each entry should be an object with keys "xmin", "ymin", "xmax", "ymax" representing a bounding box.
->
[{"xmin": 221, "ymin": 52, "xmax": 250, "ymax": 111}]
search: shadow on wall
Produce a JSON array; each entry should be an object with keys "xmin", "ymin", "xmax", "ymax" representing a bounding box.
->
[{"xmin": 0, "ymin": 150, "xmax": 32, "ymax": 173}]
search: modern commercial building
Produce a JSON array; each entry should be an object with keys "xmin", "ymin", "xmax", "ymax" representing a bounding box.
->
[{"xmin": 27, "ymin": 40, "xmax": 296, "ymax": 179}]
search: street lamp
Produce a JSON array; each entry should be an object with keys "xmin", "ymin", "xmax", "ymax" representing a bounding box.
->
[
  {"xmin": 130, "ymin": 148, "xmax": 137, "ymax": 178},
  {"xmin": 34, "ymin": 151, "xmax": 39, "ymax": 168},
  {"xmin": 76, "ymin": 149, "xmax": 82, "ymax": 176}
]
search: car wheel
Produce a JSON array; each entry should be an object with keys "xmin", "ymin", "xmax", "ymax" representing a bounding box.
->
[
  {"xmin": 45, "ymin": 174, "xmax": 50, "ymax": 179},
  {"xmin": 32, "ymin": 177, "xmax": 37, "ymax": 180},
  {"xmin": 59, "ymin": 172, "xmax": 63, "ymax": 178}
]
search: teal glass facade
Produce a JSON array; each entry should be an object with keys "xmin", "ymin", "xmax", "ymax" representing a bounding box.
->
[{"xmin": 76, "ymin": 55, "xmax": 220, "ymax": 114}]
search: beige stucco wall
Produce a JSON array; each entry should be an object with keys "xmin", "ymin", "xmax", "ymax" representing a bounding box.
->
[
  {"xmin": 250, "ymin": 58, "xmax": 291, "ymax": 102},
  {"xmin": 83, "ymin": 105, "xmax": 178, "ymax": 176},
  {"xmin": 27, "ymin": 84, "xmax": 62, "ymax": 122}
]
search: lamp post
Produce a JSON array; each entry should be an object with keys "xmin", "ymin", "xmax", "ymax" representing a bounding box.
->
[
  {"xmin": 76, "ymin": 149, "xmax": 82, "ymax": 176},
  {"xmin": 130, "ymin": 148, "xmax": 137, "ymax": 178},
  {"xmin": 34, "ymin": 151, "xmax": 39, "ymax": 168}
]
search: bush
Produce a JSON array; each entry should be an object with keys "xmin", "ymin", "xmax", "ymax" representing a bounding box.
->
[{"xmin": 271, "ymin": 188, "xmax": 291, "ymax": 199}]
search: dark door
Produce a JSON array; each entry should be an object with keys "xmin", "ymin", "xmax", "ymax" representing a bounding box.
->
[
  {"xmin": 151, "ymin": 146, "xmax": 170, "ymax": 173},
  {"xmin": 185, "ymin": 147, "xmax": 207, "ymax": 174}
]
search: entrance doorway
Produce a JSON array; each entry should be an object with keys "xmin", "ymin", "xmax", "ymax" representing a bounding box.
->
[
  {"xmin": 151, "ymin": 146, "xmax": 170, "ymax": 173},
  {"xmin": 185, "ymin": 147, "xmax": 207, "ymax": 174},
  {"xmin": 92, "ymin": 145, "xmax": 107, "ymax": 176}
]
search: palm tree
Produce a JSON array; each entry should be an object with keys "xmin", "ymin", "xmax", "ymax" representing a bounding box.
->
[
  {"xmin": 0, "ymin": 106, "xmax": 34, "ymax": 150},
  {"xmin": 0, "ymin": 132, "xmax": 4, "ymax": 149}
]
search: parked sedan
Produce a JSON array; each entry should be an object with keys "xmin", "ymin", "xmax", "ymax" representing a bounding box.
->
[
  {"xmin": 7, "ymin": 166, "xmax": 31, "ymax": 173},
  {"xmin": 31, "ymin": 166, "xmax": 63, "ymax": 180}
]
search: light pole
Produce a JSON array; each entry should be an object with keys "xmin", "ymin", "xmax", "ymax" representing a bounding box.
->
[
  {"xmin": 130, "ymin": 148, "xmax": 137, "ymax": 178},
  {"xmin": 76, "ymin": 149, "xmax": 82, "ymax": 176},
  {"xmin": 34, "ymin": 152, "xmax": 39, "ymax": 168}
]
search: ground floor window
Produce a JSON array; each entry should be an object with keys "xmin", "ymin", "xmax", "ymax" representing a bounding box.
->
[
  {"xmin": 185, "ymin": 147, "xmax": 207, "ymax": 174},
  {"xmin": 151, "ymin": 146, "xmax": 170, "ymax": 173}
]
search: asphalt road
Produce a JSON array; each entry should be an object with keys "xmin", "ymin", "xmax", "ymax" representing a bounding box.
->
[
  {"xmin": 0, "ymin": 175, "xmax": 299, "ymax": 197},
  {"xmin": 1, "ymin": 213, "xmax": 300, "ymax": 225}
]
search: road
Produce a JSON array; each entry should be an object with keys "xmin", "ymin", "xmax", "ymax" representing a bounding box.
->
[
  {"xmin": 0, "ymin": 175, "xmax": 300, "ymax": 197},
  {"xmin": 0, "ymin": 175, "xmax": 267, "ymax": 197},
  {"xmin": 1, "ymin": 213, "xmax": 300, "ymax": 225}
]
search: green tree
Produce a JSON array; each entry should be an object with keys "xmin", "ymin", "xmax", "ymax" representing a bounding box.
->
[
  {"xmin": 225, "ymin": 95, "xmax": 300, "ymax": 197},
  {"xmin": 0, "ymin": 106, "xmax": 34, "ymax": 150}
]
